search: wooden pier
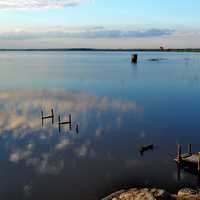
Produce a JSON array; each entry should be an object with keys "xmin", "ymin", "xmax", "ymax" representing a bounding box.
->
[{"xmin": 175, "ymin": 144, "xmax": 200, "ymax": 172}]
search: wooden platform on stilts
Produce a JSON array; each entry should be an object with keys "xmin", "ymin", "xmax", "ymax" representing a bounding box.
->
[{"xmin": 175, "ymin": 144, "xmax": 200, "ymax": 172}]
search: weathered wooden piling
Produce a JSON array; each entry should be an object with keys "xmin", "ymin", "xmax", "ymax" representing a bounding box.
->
[
  {"xmin": 41, "ymin": 109, "xmax": 54, "ymax": 126},
  {"xmin": 175, "ymin": 144, "xmax": 200, "ymax": 173},
  {"xmin": 131, "ymin": 54, "xmax": 138, "ymax": 64},
  {"xmin": 58, "ymin": 114, "xmax": 72, "ymax": 133}
]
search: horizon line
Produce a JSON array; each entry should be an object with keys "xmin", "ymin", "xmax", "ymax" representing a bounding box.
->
[{"xmin": 0, "ymin": 48, "xmax": 200, "ymax": 52}]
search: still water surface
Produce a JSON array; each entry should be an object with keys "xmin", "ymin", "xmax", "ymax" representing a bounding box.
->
[{"xmin": 0, "ymin": 51, "xmax": 200, "ymax": 199}]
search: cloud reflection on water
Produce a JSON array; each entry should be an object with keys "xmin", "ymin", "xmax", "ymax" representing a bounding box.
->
[{"xmin": 0, "ymin": 89, "xmax": 143, "ymax": 175}]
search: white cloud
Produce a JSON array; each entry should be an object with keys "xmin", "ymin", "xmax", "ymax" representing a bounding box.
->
[
  {"xmin": 0, "ymin": 27, "xmax": 174, "ymax": 40},
  {"xmin": 75, "ymin": 144, "xmax": 88, "ymax": 157},
  {"xmin": 95, "ymin": 128, "xmax": 102, "ymax": 138},
  {"xmin": 26, "ymin": 154, "xmax": 64, "ymax": 175},
  {"xmin": 9, "ymin": 149, "xmax": 32, "ymax": 163},
  {"xmin": 75, "ymin": 141, "xmax": 91, "ymax": 157},
  {"xmin": 0, "ymin": 90, "xmax": 143, "ymax": 136},
  {"xmin": 55, "ymin": 138, "xmax": 72, "ymax": 150},
  {"xmin": 0, "ymin": 0, "xmax": 88, "ymax": 10}
]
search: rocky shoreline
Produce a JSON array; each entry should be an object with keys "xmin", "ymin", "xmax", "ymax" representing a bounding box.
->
[{"xmin": 102, "ymin": 188, "xmax": 200, "ymax": 200}]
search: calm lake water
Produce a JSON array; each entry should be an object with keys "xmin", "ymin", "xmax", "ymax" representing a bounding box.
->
[{"xmin": 0, "ymin": 51, "xmax": 200, "ymax": 199}]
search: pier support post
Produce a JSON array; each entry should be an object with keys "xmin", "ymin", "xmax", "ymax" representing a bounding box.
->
[
  {"xmin": 177, "ymin": 144, "xmax": 182, "ymax": 163},
  {"xmin": 198, "ymin": 152, "xmax": 200, "ymax": 172},
  {"xmin": 188, "ymin": 144, "xmax": 192, "ymax": 155},
  {"xmin": 131, "ymin": 54, "xmax": 138, "ymax": 64}
]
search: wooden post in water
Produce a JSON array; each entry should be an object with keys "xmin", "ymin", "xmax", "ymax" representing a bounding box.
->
[
  {"xmin": 188, "ymin": 144, "xmax": 192, "ymax": 155},
  {"xmin": 177, "ymin": 144, "xmax": 182, "ymax": 163},
  {"xmin": 198, "ymin": 152, "xmax": 200, "ymax": 172},
  {"xmin": 131, "ymin": 54, "xmax": 138, "ymax": 64}
]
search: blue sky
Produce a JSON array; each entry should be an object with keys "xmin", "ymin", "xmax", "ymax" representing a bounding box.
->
[{"xmin": 0, "ymin": 0, "xmax": 199, "ymax": 48}]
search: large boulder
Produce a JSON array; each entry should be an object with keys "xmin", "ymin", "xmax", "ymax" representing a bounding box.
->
[
  {"xmin": 102, "ymin": 188, "xmax": 171, "ymax": 200},
  {"xmin": 177, "ymin": 188, "xmax": 200, "ymax": 199}
]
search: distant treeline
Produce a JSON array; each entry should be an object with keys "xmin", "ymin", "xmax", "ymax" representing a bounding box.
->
[{"xmin": 0, "ymin": 48, "xmax": 200, "ymax": 52}]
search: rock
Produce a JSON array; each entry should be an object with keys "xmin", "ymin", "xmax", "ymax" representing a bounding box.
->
[
  {"xmin": 177, "ymin": 188, "xmax": 200, "ymax": 199},
  {"xmin": 103, "ymin": 187, "xmax": 200, "ymax": 200},
  {"xmin": 178, "ymin": 188, "xmax": 197, "ymax": 196},
  {"xmin": 150, "ymin": 188, "xmax": 169, "ymax": 199},
  {"xmin": 102, "ymin": 190, "xmax": 125, "ymax": 200},
  {"xmin": 102, "ymin": 188, "xmax": 171, "ymax": 200}
]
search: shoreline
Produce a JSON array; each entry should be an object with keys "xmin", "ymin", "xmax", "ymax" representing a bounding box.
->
[{"xmin": 0, "ymin": 48, "xmax": 199, "ymax": 52}]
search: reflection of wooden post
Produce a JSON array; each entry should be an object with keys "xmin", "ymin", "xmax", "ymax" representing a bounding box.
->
[
  {"xmin": 177, "ymin": 163, "xmax": 181, "ymax": 181},
  {"xmin": 58, "ymin": 116, "xmax": 61, "ymax": 133},
  {"xmin": 58, "ymin": 114, "xmax": 72, "ymax": 133},
  {"xmin": 177, "ymin": 144, "xmax": 182, "ymax": 163},
  {"xmin": 188, "ymin": 144, "xmax": 192, "ymax": 155},
  {"xmin": 51, "ymin": 109, "xmax": 54, "ymax": 124},
  {"xmin": 76, "ymin": 124, "xmax": 79, "ymax": 134},
  {"xmin": 41, "ymin": 110, "xmax": 44, "ymax": 126},
  {"xmin": 198, "ymin": 152, "xmax": 200, "ymax": 172},
  {"xmin": 41, "ymin": 109, "xmax": 54, "ymax": 127},
  {"xmin": 69, "ymin": 114, "xmax": 72, "ymax": 131}
]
